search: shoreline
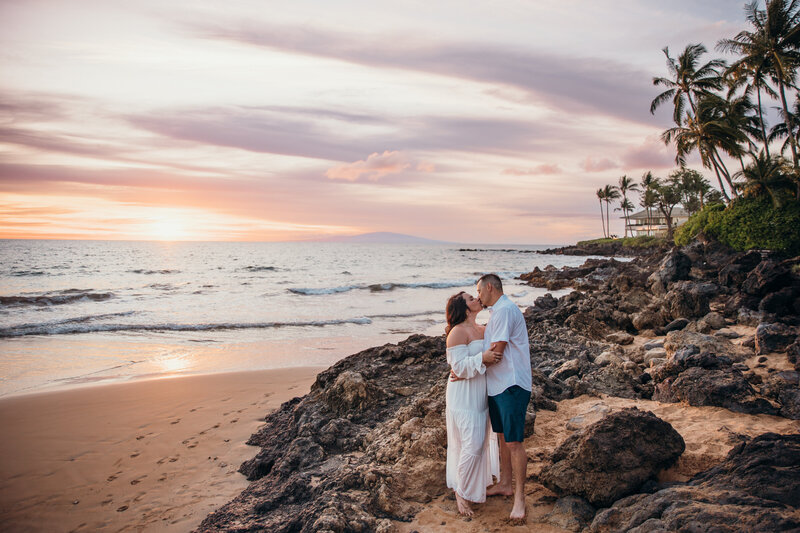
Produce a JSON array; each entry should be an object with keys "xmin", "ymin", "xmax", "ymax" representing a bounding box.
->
[{"xmin": 0, "ymin": 366, "xmax": 324, "ymax": 532}]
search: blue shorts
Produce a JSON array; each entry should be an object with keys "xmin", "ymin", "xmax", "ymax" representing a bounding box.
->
[{"xmin": 488, "ymin": 385, "xmax": 531, "ymax": 443}]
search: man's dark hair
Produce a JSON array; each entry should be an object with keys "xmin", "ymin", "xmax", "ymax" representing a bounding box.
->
[{"xmin": 478, "ymin": 273, "xmax": 503, "ymax": 293}]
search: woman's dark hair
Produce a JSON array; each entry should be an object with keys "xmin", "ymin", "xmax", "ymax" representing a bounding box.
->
[{"xmin": 445, "ymin": 291, "xmax": 467, "ymax": 335}]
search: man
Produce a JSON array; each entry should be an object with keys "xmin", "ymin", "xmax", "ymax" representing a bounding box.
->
[{"xmin": 476, "ymin": 273, "xmax": 532, "ymax": 520}]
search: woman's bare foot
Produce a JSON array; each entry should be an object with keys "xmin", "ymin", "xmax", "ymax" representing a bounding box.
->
[
  {"xmin": 455, "ymin": 492, "xmax": 474, "ymax": 517},
  {"xmin": 486, "ymin": 483, "xmax": 513, "ymax": 497},
  {"xmin": 509, "ymin": 497, "xmax": 526, "ymax": 521}
]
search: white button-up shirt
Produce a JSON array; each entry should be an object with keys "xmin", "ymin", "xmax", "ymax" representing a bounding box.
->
[{"xmin": 484, "ymin": 294, "xmax": 532, "ymax": 396}]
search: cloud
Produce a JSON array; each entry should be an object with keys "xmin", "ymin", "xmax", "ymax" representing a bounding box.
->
[
  {"xmin": 620, "ymin": 135, "xmax": 677, "ymax": 170},
  {"xmin": 325, "ymin": 151, "xmax": 435, "ymax": 181},
  {"xmin": 502, "ymin": 164, "xmax": 562, "ymax": 176},
  {"xmin": 581, "ymin": 156, "xmax": 620, "ymax": 172},
  {"xmin": 189, "ymin": 21, "xmax": 658, "ymax": 125}
]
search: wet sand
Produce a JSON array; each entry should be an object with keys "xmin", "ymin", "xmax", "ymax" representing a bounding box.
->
[{"xmin": 0, "ymin": 367, "xmax": 323, "ymax": 532}]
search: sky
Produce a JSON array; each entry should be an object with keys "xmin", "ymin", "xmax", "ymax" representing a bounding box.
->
[{"xmin": 0, "ymin": 0, "xmax": 754, "ymax": 244}]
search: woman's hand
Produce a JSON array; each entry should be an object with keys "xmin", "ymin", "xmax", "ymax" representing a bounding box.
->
[{"xmin": 482, "ymin": 349, "xmax": 502, "ymax": 366}]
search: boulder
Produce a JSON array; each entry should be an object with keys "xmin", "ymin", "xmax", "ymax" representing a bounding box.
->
[
  {"xmin": 755, "ymin": 323, "xmax": 796, "ymax": 355},
  {"xmin": 589, "ymin": 433, "xmax": 800, "ymax": 533},
  {"xmin": 545, "ymin": 496, "xmax": 596, "ymax": 532},
  {"xmin": 653, "ymin": 366, "xmax": 777, "ymax": 415},
  {"xmin": 605, "ymin": 331, "xmax": 634, "ymax": 345},
  {"xmin": 759, "ymin": 287, "xmax": 796, "ymax": 316},
  {"xmin": 663, "ymin": 317, "xmax": 689, "ymax": 333},
  {"xmin": 534, "ymin": 293, "xmax": 559, "ymax": 310},
  {"xmin": 595, "ymin": 351, "xmax": 623, "ymax": 367},
  {"xmin": 663, "ymin": 330, "xmax": 751, "ymax": 362},
  {"xmin": 632, "ymin": 305, "xmax": 668, "ymax": 331},
  {"xmin": 718, "ymin": 250, "xmax": 762, "ymax": 287},
  {"xmin": 663, "ymin": 281, "xmax": 711, "ymax": 320},
  {"xmin": 697, "ymin": 311, "xmax": 726, "ymax": 331},
  {"xmin": 324, "ymin": 371, "xmax": 384, "ymax": 415},
  {"xmin": 742, "ymin": 260, "xmax": 791, "ymax": 297},
  {"xmin": 714, "ymin": 327, "xmax": 740, "ymax": 339},
  {"xmin": 648, "ymin": 249, "xmax": 691, "ymax": 294},
  {"xmin": 539, "ymin": 408, "xmax": 685, "ymax": 507}
]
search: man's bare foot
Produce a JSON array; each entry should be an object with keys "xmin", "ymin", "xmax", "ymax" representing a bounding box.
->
[
  {"xmin": 509, "ymin": 498, "xmax": 526, "ymax": 521},
  {"xmin": 455, "ymin": 492, "xmax": 474, "ymax": 517},
  {"xmin": 486, "ymin": 483, "xmax": 514, "ymax": 497}
]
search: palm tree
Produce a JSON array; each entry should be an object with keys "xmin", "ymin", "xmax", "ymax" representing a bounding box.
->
[
  {"xmin": 596, "ymin": 188, "xmax": 608, "ymax": 238},
  {"xmin": 615, "ymin": 198, "xmax": 636, "ymax": 237},
  {"xmin": 617, "ymin": 175, "xmax": 640, "ymax": 237},
  {"xmin": 650, "ymin": 43, "xmax": 726, "ymax": 126},
  {"xmin": 639, "ymin": 171, "xmax": 659, "ymax": 236},
  {"xmin": 768, "ymin": 92, "xmax": 800, "ymax": 155},
  {"xmin": 734, "ymin": 150, "xmax": 794, "ymax": 207},
  {"xmin": 662, "ymin": 102, "xmax": 743, "ymax": 201},
  {"xmin": 602, "ymin": 184, "xmax": 621, "ymax": 238},
  {"xmin": 720, "ymin": 0, "xmax": 800, "ymax": 171}
]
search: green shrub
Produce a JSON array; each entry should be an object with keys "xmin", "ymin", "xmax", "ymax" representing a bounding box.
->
[
  {"xmin": 673, "ymin": 197, "xmax": 800, "ymax": 256},
  {"xmin": 674, "ymin": 203, "xmax": 725, "ymax": 246},
  {"xmin": 577, "ymin": 236, "xmax": 666, "ymax": 248}
]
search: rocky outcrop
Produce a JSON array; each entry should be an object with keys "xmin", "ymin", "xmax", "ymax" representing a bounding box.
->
[
  {"xmin": 198, "ymin": 334, "xmax": 451, "ymax": 532},
  {"xmin": 589, "ymin": 433, "xmax": 800, "ymax": 533},
  {"xmin": 539, "ymin": 408, "xmax": 685, "ymax": 507}
]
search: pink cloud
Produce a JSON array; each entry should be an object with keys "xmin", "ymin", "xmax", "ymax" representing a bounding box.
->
[
  {"xmin": 620, "ymin": 136, "xmax": 676, "ymax": 170},
  {"xmin": 502, "ymin": 164, "xmax": 562, "ymax": 176},
  {"xmin": 326, "ymin": 151, "xmax": 433, "ymax": 181},
  {"xmin": 581, "ymin": 156, "xmax": 619, "ymax": 172}
]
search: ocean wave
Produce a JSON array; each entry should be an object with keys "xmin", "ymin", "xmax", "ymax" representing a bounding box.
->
[
  {"xmin": 0, "ymin": 289, "xmax": 115, "ymax": 307},
  {"xmin": 128, "ymin": 269, "xmax": 181, "ymax": 275},
  {"xmin": 0, "ymin": 316, "xmax": 373, "ymax": 338},
  {"xmin": 9, "ymin": 270, "xmax": 47, "ymax": 276},
  {"xmin": 292, "ymin": 279, "xmax": 474, "ymax": 296},
  {"xmin": 240, "ymin": 265, "xmax": 279, "ymax": 272},
  {"xmin": 289, "ymin": 285, "xmax": 362, "ymax": 295}
]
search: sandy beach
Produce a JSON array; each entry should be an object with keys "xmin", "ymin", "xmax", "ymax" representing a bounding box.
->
[{"xmin": 0, "ymin": 367, "xmax": 323, "ymax": 532}]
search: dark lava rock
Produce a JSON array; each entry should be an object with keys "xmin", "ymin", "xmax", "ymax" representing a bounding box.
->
[
  {"xmin": 197, "ymin": 334, "xmax": 450, "ymax": 532},
  {"xmin": 742, "ymin": 260, "xmax": 791, "ymax": 297},
  {"xmin": 589, "ymin": 433, "xmax": 800, "ymax": 533},
  {"xmin": 534, "ymin": 292, "xmax": 558, "ymax": 310},
  {"xmin": 755, "ymin": 322, "xmax": 797, "ymax": 355},
  {"xmin": 718, "ymin": 250, "xmax": 763, "ymax": 287},
  {"xmin": 663, "ymin": 317, "xmax": 689, "ymax": 333},
  {"xmin": 652, "ymin": 365, "xmax": 778, "ymax": 416},
  {"xmin": 545, "ymin": 496, "xmax": 597, "ymax": 532},
  {"xmin": 539, "ymin": 408, "xmax": 685, "ymax": 507},
  {"xmin": 759, "ymin": 287, "xmax": 797, "ymax": 315},
  {"xmin": 648, "ymin": 249, "xmax": 691, "ymax": 294}
]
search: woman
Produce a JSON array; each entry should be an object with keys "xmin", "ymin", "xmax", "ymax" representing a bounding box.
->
[{"xmin": 445, "ymin": 291, "xmax": 501, "ymax": 516}]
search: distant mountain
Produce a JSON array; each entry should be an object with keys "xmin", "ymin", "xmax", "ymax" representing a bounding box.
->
[{"xmin": 315, "ymin": 232, "xmax": 447, "ymax": 244}]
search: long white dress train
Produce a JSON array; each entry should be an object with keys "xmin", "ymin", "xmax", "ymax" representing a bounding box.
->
[{"xmin": 445, "ymin": 339, "xmax": 500, "ymax": 503}]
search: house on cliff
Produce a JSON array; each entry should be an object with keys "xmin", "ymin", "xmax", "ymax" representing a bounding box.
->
[{"xmin": 625, "ymin": 207, "xmax": 690, "ymax": 237}]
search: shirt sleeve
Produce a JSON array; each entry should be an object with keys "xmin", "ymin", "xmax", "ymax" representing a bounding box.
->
[
  {"xmin": 488, "ymin": 307, "xmax": 512, "ymax": 344},
  {"xmin": 447, "ymin": 346, "xmax": 486, "ymax": 379}
]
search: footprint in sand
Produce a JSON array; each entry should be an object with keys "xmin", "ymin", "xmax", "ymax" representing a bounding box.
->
[
  {"xmin": 170, "ymin": 419, "xmax": 181, "ymax": 425},
  {"xmin": 116, "ymin": 505, "xmax": 128, "ymax": 512},
  {"xmin": 130, "ymin": 475, "xmax": 147, "ymax": 485},
  {"xmin": 101, "ymin": 498, "xmax": 113, "ymax": 506},
  {"xmin": 158, "ymin": 474, "xmax": 167, "ymax": 482},
  {"xmin": 107, "ymin": 472, "xmax": 122, "ymax": 482},
  {"xmin": 230, "ymin": 418, "xmax": 239, "ymax": 424},
  {"xmin": 130, "ymin": 452, "xmax": 140, "ymax": 458},
  {"xmin": 169, "ymin": 456, "xmax": 179, "ymax": 463}
]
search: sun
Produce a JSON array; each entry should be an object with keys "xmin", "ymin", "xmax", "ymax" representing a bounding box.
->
[{"xmin": 149, "ymin": 217, "xmax": 188, "ymax": 241}]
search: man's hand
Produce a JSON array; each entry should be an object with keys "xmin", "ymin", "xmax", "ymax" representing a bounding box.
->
[{"xmin": 482, "ymin": 349, "xmax": 502, "ymax": 365}]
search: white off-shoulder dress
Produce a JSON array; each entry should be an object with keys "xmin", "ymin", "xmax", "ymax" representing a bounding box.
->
[{"xmin": 445, "ymin": 339, "xmax": 500, "ymax": 503}]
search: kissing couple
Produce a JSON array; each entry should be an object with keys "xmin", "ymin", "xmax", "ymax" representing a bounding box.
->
[{"xmin": 444, "ymin": 273, "xmax": 533, "ymax": 520}]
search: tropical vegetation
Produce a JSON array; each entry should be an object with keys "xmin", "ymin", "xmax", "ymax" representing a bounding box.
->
[{"xmin": 594, "ymin": 0, "xmax": 800, "ymax": 253}]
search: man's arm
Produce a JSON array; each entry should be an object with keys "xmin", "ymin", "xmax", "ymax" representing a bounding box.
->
[{"xmin": 490, "ymin": 341, "xmax": 508, "ymax": 355}]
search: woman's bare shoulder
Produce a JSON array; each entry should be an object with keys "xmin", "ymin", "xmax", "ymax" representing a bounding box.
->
[{"xmin": 446, "ymin": 325, "xmax": 469, "ymax": 347}]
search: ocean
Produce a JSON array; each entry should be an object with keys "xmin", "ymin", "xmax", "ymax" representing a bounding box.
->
[{"xmin": 0, "ymin": 240, "xmax": 594, "ymax": 397}]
